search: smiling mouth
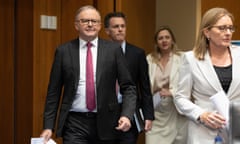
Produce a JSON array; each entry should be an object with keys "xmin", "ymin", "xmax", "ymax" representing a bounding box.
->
[{"xmin": 86, "ymin": 29, "xmax": 95, "ymax": 32}]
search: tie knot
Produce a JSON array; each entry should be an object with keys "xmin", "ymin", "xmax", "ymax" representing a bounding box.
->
[{"xmin": 86, "ymin": 42, "xmax": 92, "ymax": 48}]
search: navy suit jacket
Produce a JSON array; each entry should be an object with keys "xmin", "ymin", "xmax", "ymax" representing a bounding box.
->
[
  {"xmin": 43, "ymin": 38, "xmax": 136, "ymax": 139},
  {"xmin": 124, "ymin": 43, "xmax": 154, "ymax": 123}
]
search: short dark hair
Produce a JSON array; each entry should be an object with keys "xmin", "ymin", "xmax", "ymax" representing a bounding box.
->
[{"xmin": 104, "ymin": 12, "xmax": 126, "ymax": 28}]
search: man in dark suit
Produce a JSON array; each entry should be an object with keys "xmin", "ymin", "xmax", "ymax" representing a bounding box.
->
[
  {"xmin": 104, "ymin": 12, "xmax": 154, "ymax": 144},
  {"xmin": 40, "ymin": 5, "xmax": 137, "ymax": 144}
]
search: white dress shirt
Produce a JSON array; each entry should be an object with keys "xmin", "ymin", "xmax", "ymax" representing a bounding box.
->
[{"xmin": 70, "ymin": 38, "xmax": 98, "ymax": 112}]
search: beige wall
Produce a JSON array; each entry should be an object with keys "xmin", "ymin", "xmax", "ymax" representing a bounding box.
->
[{"xmin": 156, "ymin": 0, "xmax": 201, "ymax": 51}]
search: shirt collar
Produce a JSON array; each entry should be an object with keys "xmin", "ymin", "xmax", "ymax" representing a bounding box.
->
[
  {"xmin": 121, "ymin": 41, "xmax": 126, "ymax": 53},
  {"xmin": 79, "ymin": 37, "xmax": 98, "ymax": 48}
]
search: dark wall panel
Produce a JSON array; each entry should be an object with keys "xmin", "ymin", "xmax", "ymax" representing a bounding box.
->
[
  {"xmin": 15, "ymin": 0, "xmax": 33, "ymax": 143},
  {"xmin": 0, "ymin": 1, "xmax": 15, "ymax": 144},
  {"xmin": 201, "ymin": 0, "xmax": 240, "ymax": 40}
]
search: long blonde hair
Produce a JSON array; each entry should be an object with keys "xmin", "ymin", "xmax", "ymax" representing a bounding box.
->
[{"xmin": 193, "ymin": 7, "xmax": 234, "ymax": 60}]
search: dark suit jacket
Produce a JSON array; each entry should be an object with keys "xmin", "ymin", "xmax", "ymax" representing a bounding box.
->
[
  {"xmin": 124, "ymin": 43, "xmax": 154, "ymax": 124},
  {"xmin": 43, "ymin": 38, "xmax": 136, "ymax": 139}
]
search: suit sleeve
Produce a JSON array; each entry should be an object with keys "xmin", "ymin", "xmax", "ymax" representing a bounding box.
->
[
  {"xmin": 173, "ymin": 53, "xmax": 204, "ymax": 121},
  {"xmin": 116, "ymin": 46, "xmax": 137, "ymax": 120},
  {"xmin": 43, "ymin": 47, "xmax": 63, "ymax": 130},
  {"xmin": 138, "ymin": 50, "xmax": 154, "ymax": 120}
]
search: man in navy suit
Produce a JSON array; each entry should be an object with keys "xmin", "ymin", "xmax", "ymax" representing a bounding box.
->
[
  {"xmin": 40, "ymin": 5, "xmax": 137, "ymax": 144},
  {"xmin": 104, "ymin": 12, "xmax": 154, "ymax": 144}
]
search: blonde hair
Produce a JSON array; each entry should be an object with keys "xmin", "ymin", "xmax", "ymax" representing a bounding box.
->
[
  {"xmin": 193, "ymin": 7, "xmax": 234, "ymax": 60},
  {"xmin": 151, "ymin": 25, "xmax": 180, "ymax": 62}
]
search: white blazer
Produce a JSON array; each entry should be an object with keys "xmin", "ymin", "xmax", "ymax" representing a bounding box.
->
[
  {"xmin": 146, "ymin": 52, "xmax": 188, "ymax": 144},
  {"xmin": 148, "ymin": 53, "xmax": 183, "ymax": 95},
  {"xmin": 174, "ymin": 45, "xmax": 240, "ymax": 144}
]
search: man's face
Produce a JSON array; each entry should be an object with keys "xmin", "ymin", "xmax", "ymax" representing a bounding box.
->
[
  {"xmin": 105, "ymin": 17, "xmax": 126, "ymax": 43},
  {"xmin": 74, "ymin": 8, "xmax": 101, "ymax": 41}
]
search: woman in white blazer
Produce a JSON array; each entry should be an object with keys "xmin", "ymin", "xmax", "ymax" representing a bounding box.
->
[
  {"xmin": 174, "ymin": 7, "xmax": 240, "ymax": 144},
  {"xmin": 145, "ymin": 26, "xmax": 188, "ymax": 144}
]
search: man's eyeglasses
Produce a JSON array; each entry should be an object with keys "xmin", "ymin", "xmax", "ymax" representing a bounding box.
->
[
  {"xmin": 76, "ymin": 19, "xmax": 100, "ymax": 26},
  {"xmin": 210, "ymin": 25, "xmax": 235, "ymax": 33}
]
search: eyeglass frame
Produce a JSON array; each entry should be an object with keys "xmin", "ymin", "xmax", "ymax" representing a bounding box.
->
[
  {"xmin": 75, "ymin": 19, "xmax": 101, "ymax": 26},
  {"xmin": 209, "ymin": 25, "xmax": 236, "ymax": 33}
]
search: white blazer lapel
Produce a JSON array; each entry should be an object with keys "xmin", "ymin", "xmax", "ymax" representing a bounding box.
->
[
  {"xmin": 197, "ymin": 51, "xmax": 222, "ymax": 91},
  {"xmin": 170, "ymin": 54, "xmax": 181, "ymax": 82},
  {"xmin": 147, "ymin": 55, "xmax": 157, "ymax": 94},
  {"xmin": 227, "ymin": 46, "xmax": 240, "ymax": 98}
]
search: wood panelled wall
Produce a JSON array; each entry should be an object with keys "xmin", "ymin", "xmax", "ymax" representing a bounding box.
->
[
  {"xmin": 116, "ymin": 0, "xmax": 156, "ymax": 54},
  {"xmin": 33, "ymin": 0, "xmax": 62, "ymax": 143},
  {"xmin": 201, "ymin": 0, "xmax": 240, "ymax": 40},
  {"xmin": 2, "ymin": 0, "xmax": 240, "ymax": 144},
  {"xmin": 15, "ymin": 0, "xmax": 34, "ymax": 143},
  {"xmin": 0, "ymin": 1, "xmax": 15, "ymax": 144}
]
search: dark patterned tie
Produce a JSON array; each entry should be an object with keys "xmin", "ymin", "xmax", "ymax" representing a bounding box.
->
[{"xmin": 86, "ymin": 42, "xmax": 96, "ymax": 111}]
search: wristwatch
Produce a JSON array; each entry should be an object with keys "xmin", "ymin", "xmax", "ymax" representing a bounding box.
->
[{"xmin": 197, "ymin": 116, "xmax": 204, "ymax": 124}]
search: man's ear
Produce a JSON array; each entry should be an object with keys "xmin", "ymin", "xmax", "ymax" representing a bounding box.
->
[{"xmin": 74, "ymin": 23, "xmax": 79, "ymax": 31}]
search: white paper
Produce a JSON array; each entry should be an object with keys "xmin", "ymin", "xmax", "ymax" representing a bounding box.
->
[
  {"xmin": 31, "ymin": 138, "xmax": 44, "ymax": 144},
  {"xmin": 209, "ymin": 90, "xmax": 230, "ymax": 123},
  {"xmin": 153, "ymin": 92, "xmax": 161, "ymax": 109},
  {"xmin": 47, "ymin": 139, "xmax": 56, "ymax": 144},
  {"xmin": 31, "ymin": 137, "xmax": 56, "ymax": 144}
]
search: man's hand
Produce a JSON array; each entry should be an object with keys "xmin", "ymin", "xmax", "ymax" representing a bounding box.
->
[
  {"xmin": 115, "ymin": 116, "xmax": 131, "ymax": 132},
  {"xmin": 40, "ymin": 129, "xmax": 52, "ymax": 144},
  {"xmin": 144, "ymin": 120, "xmax": 152, "ymax": 132}
]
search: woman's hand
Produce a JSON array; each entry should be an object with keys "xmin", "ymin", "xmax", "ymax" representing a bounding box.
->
[
  {"xmin": 199, "ymin": 111, "xmax": 226, "ymax": 129},
  {"xmin": 159, "ymin": 88, "xmax": 172, "ymax": 97}
]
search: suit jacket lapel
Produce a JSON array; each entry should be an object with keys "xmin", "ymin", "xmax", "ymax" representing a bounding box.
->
[
  {"xmin": 96, "ymin": 39, "xmax": 104, "ymax": 87},
  {"xmin": 124, "ymin": 43, "xmax": 129, "ymax": 57},
  {"xmin": 170, "ymin": 54, "xmax": 180, "ymax": 80},
  {"xmin": 197, "ymin": 51, "xmax": 222, "ymax": 91},
  {"xmin": 69, "ymin": 39, "xmax": 80, "ymax": 88},
  {"xmin": 227, "ymin": 46, "xmax": 240, "ymax": 97},
  {"xmin": 124, "ymin": 43, "xmax": 131, "ymax": 66}
]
